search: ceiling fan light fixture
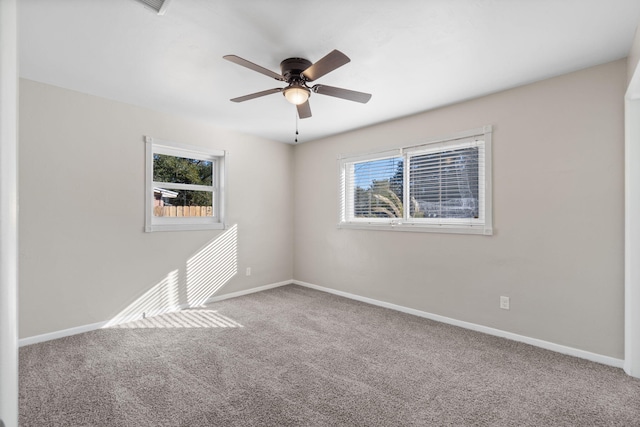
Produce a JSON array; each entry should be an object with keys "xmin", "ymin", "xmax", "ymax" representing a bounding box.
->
[{"xmin": 283, "ymin": 86, "xmax": 310, "ymax": 105}]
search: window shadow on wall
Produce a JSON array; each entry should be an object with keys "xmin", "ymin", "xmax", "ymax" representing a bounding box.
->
[
  {"xmin": 186, "ymin": 224, "xmax": 238, "ymax": 307},
  {"xmin": 103, "ymin": 224, "xmax": 238, "ymax": 328}
]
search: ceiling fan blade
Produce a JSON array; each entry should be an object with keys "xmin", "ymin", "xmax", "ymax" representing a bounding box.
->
[
  {"xmin": 313, "ymin": 84, "xmax": 372, "ymax": 103},
  {"xmin": 302, "ymin": 50, "xmax": 350, "ymax": 82},
  {"xmin": 297, "ymin": 100, "xmax": 312, "ymax": 119},
  {"xmin": 223, "ymin": 55, "xmax": 284, "ymax": 81},
  {"xmin": 230, "ymin": 88, "xmax": 282, "ymax": 103}
]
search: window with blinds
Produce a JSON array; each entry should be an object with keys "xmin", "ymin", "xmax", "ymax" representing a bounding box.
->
[{"xmin": 339, "ymin": 126, "xmax": 492, "ymax": 235}]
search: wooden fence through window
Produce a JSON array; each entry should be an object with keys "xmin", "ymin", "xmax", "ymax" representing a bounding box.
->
[{"xmin": 153, "ymin": 206, "xmax": 213, "ymax": 217}]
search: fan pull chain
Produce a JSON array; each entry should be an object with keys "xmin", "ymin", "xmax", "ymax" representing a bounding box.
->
[{"xmin": 294, "ymin": 111, "xmax": 299, "ymax": 143}]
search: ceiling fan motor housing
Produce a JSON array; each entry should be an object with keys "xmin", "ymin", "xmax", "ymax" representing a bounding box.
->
[{"xmin": 280, "ymin": 58, "xmax": 312, "ymax": 83}]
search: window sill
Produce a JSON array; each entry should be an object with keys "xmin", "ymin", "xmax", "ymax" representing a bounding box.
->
[
  {"xmin": 145, "ymin": 223, "xmax": 226, "ymax": 233},
  {"xmin": 337, "ymin": 222, "xmax": 493, "ymax": 235}
]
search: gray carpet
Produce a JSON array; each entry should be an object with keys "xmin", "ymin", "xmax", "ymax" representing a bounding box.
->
[{"xmin": 19, "ymin": 285, "xmax": 640, "ymax": 426}]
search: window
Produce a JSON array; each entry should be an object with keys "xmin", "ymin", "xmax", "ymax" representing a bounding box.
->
[
  {"xmin": 339, "ymin": 126, "xmax": 492, "ymax": 235},
  {"xmin": 145, "ymin": 136, "xmax": 226, "ymax": 232}
]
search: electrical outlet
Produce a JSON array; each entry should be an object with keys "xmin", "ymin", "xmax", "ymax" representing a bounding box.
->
[
  {"xmin": 246, "ymin": 267, "xmax": 251, "ymax": 276},
  {"xmin": 500, "ymin": 296, "xmax": 510, "ymax": 310}
]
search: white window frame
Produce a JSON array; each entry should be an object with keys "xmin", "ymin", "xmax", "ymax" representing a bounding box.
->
[
  {"xmin": 145, "ymin": 136, "xmax": 226, "ymax": 232},
  {"xmin": 338, "ymin": 126, "xmax": 492, "ymax": 235}
]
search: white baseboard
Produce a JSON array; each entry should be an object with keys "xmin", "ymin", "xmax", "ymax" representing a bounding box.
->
[
  {"xmin": 292, "ymin": 280, "xmax": 624, "ymax": 369},
  {"xmin": 19, "ymin": 321, "xmax": 108, "ymax": 347},
  {"xmin": 19, "ymin": 280, "xmax": 293, "ymax": 347},
  {"xmin": 204, "ymin": 280, "xmax": 291, "ymax": 304}
]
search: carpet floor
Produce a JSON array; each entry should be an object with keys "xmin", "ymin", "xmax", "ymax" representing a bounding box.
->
[{"xmin": 19, "ymin": 285, "xmax": 640, "ymax": 426}]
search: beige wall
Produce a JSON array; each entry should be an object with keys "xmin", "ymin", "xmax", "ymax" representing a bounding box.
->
[
  {"xmin": 19, "ymin": 79, "xmax": 294, "ymax": 338},
  {"xmin": 293, "ymin": 59, "xmax": 626, "ymax": 358},
  {"xmin": 20, "ymin": 59, "xmax": 627, "ymax": 359}
]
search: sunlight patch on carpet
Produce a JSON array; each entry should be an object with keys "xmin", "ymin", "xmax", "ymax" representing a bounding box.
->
[{"xmin": 109, "ymin": 309, "xmax": 243, "ymax": 329}]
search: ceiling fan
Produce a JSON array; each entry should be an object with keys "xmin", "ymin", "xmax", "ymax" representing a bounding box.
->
[{"xmin": 223, "ymin": 50, "xmax": 372, "ymax": 119}]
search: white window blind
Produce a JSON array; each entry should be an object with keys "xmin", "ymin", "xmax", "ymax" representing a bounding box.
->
[
  {"xmin": 345, "ymin": 155, "xmax": 403, "ymax": 221},
  {"xmin": 407, "ymin": 140, "xmax": 485, "ymax": 226}
]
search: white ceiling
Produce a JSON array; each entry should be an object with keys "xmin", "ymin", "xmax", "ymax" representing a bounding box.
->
[{"xmin": 19, "ymin": 0, "xmax": 640, "ymax": 144}]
